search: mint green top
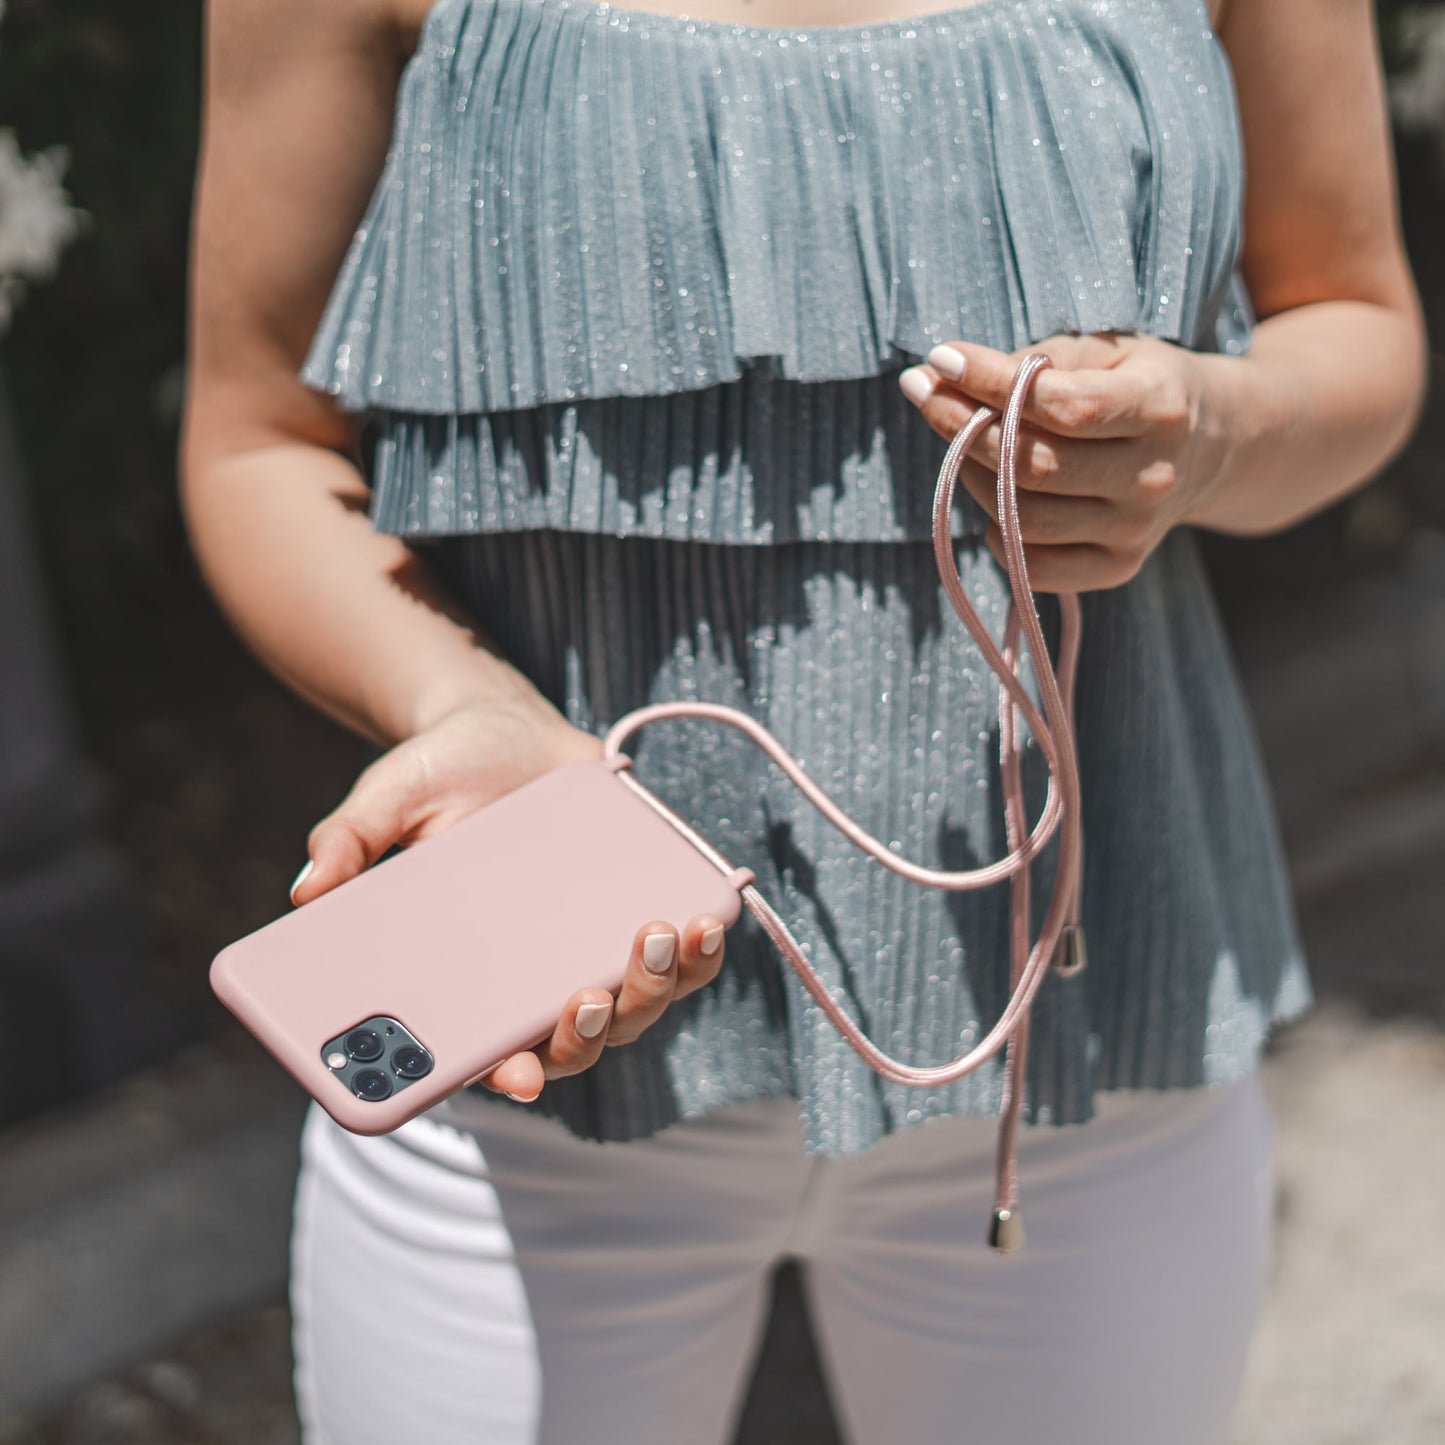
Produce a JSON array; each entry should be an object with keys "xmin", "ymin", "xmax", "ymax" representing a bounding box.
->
[{"xmin": 297, "ymin": 0, "xmax": 1313, "ymax": 1154}]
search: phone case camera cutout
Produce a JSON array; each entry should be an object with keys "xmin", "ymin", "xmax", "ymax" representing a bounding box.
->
[{"xmin": 321, "ymin": 1015, "xmax": 435, "ymax": 1104}]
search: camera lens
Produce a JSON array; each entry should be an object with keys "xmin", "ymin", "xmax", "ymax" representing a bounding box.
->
[
  {"xmin": 391, "ymin": 1044, "xmax": 434, "ymax": 1081},
  {"xmin": 345, "ymin": 1028, "xmax": 384, "ymax": 1062},
  {"xmin": 352, "ymin": 1068, "xmax": 393, "ymax": 1102}
]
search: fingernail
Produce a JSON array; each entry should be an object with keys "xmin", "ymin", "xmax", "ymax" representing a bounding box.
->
[
  {"xmin": 898, "ymin": 366, "xmax": 935, "ymax": 406},
  {"xmin": 575, "ymin": 1000, "xmax": 613, "ymax": 1039},
  {"xmin": 505, "ymin": 1090, "xmax": 540, "ymax": 1104},
  {"xmin": 643, "ymin": 932, "xmax": 676, "ymax": 974},
  {"xmin": 700, "ymin": 924, "xmax": 724, "ymax": 957},
  {"xmin": 289, "ymin": 859, "xmax": 314, "ymax": 902},
  {"xmin": 927, "ymin": 344, "xmax": 967, "ymax": 380}
]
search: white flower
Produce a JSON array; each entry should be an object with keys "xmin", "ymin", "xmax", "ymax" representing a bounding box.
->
[
  {"xmin": 1392, "ymin": 6, "xmax": 1445, "ymax": 135},
  {"xmin": 0, "ymin": 128, "xmax": 88, "ymax": 335}
]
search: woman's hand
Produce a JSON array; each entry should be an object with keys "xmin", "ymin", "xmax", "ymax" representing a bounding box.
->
[
  {"xmin": 287, "ymin": 697, "xmax": 729, "ymax": 1103},
  {"xmin": 898, "ymin": 332, "xmax": 1232, "ymax": 593}
]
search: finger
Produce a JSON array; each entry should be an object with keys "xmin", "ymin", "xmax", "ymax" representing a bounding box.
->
[
  {"xmin": 291, "ymin": 751, "xmax": 428, "ymax": 905},
  {"xmin": 904, "ymin": 377, "xmax": 1106, "ymax": 498},
  {"xmin": 530, "ymin": 987, "xmax": 617, "ymax": 1080},
  {"xmin": 963, "ymin": 424, "xmax": 1145, "ymax": 503},
  {"xmin": 604, "ymin": 921, "xmax": 681, "ymax": 1046},
  {"xmin": 961, "ymin": 456, "xmax": 1002, "ymax": 521},
  {"xmin": 478, "ymin": 1050, "xmax": 547, "ymax": 1102},
  {"xmin": 981, "ymin": 522, "xmax": 1142, "ymax": 594},
  {"xmin": 959, "ymin": 413, "xmax": 1086, "ymax": 495},
  {"xmin": 673, "ymin": 915, "xmax": 727, "ymax": 1000},
  {"xmin": 901, "ymin": 365, "xmax": 988, "ymax": 447},
  {"xmin": 960, "ymin": 466, "xmax": 1123, "ymax": 548},
  {"xmin": 919, "ymin": 339, "xmax": 1186, "ymax": 440}
]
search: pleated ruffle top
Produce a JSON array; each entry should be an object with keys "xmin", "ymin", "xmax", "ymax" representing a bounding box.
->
[
  {"xmin": 300, "ymin": 0, "xmax": 1257, "ymax": 541},
  {"xmin": 296, "ymin": 0, "xmax": 1313, "ymax": 1152}
]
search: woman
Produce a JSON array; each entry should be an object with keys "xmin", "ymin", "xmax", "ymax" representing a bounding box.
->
[{"xmin": 179, "ymin": 0, "xmax": 1425, "ymax": 1439}]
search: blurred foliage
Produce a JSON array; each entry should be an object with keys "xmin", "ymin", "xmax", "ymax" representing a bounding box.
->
[
  {"xmin": 1380, "ymin": 0, "xmax": 1445, "ymax": 75},
  {"xmin": 0, "ymin": 0, "xmax": 199, "ymax": 629},
  {"xmin": 0, "ymin": 0, "xmax": 1440, "ymax": 634}
]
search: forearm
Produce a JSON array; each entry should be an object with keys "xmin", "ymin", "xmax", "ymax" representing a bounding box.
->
[
  {"xmin": 179, "ymin": 437, "xmax": 554, "ymax": 748},
  {"xmin": 1184, "ymin": 294, "xmax": 1429, "ymax": 536}
]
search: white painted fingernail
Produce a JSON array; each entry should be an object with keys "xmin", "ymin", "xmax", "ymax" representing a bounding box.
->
[
  {"xmin": 927, "ymin": 344, "xmax": 967, "ymax": 380},
  {"xmin": 700, "ymin": 925, "xmax": 724, "ymax": 957},
  {"xmin": 505, "ymin": 1090, "xmax": 539, "ymax": 1104},
  {"xmin": 643, "ymin": 933, "xmax": 676, "ymax": 974},
  {"xmin": 898, "ymin": 366, "xmax": 936, "ymax": 406},
  {"xmin": 289, "ymin": 859, "xmax": 314, "ymax": 902},
  {"xmin": 575, "ymin": 1001, "xmax": 613, "ymax": 1039}
]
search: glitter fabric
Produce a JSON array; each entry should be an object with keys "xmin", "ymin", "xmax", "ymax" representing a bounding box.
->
[
  {"xmin": 297, "ymin": 0, "xmax": 1313, "ymax": 1155},
  {"xmin": 300, "ymin": 0, "xmax": 1257, "ymax": 542}
]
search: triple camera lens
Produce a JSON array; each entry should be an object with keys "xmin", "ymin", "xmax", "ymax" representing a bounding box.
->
[
  {"xmin": 391, "ymin": 1044, "xmax": 433, "ymax": 1080},
  {"xmin": 352, "ymin": 1068, "xmax": 393, "ymax": 1101},
  {"xmin": 326, "ymin": 1018, "xmax": 434, "ymax": 1103},
  {"xmin": 345, "ymin": 1028, "xmax": 384, "ymax": 1062}
]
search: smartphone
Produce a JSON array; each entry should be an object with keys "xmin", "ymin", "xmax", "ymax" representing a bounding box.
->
[{"xmin": 210, "ymin": 757, "xmax": 744, "ymax": 1134}]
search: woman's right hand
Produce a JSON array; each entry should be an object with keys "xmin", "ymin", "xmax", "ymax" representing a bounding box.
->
[{"xmin": 287, "ymin": 698, "xmax": 729, "ymax": 1103}]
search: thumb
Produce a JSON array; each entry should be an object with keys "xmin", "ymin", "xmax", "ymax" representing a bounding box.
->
[{"xmin": 289, "ymin": 753, "xmax": 424, "ymax": 906}]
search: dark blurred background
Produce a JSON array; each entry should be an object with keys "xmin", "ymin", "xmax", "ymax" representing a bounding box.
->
[{"xmin": 0, "ymin": 1, "xmax": 1442, "ymax": 1441}]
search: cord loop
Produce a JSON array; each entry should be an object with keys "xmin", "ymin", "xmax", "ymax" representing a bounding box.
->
[{"xmin": 603, "ymin": 352, "xmax": 1083, "ymax": 1252}]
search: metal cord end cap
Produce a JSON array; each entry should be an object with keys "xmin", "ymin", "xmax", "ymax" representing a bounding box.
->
[
  {"xmin": 988, "ymin": 1208, "xmax": 1025, "ymax": 1253},
  {"xmin": 1053, "ymin": 923, "xmax": 1088, "ymax": 979}
]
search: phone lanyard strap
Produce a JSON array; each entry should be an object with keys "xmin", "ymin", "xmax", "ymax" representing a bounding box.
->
[{"xmin": 603, "ymin": 352, "xmax": 1085, "ymax": 1253}]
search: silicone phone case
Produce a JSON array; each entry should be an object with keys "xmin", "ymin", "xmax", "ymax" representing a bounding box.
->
[{"xmin": 210, "ymin": 757, "xmax": 744, "ymax": 1134}]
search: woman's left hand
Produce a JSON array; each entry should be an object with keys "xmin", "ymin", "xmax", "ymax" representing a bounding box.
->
[{"xmin": 899, "ymin": 332, "xmax": 1229, "ymax": 593}]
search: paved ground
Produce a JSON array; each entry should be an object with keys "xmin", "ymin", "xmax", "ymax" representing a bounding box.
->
[{"xmin": 1235, "ymin": 1006, "xmax": 1445, "ymax": 1445}]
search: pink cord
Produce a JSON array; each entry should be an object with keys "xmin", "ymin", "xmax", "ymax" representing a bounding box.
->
[{"xmin": 603, "ymin": 353, "xmax": 1084, "ymax": 1253}]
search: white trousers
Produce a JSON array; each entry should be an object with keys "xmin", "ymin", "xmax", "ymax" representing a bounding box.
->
[{"xmin": 291, "ymin": 1074, "xmax": 1275, "ymax": 1445}]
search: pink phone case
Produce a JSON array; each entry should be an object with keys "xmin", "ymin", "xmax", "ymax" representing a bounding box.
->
[{"xmin": 210, "ymin": 757, "xmax": 744, "ymax": 1134}]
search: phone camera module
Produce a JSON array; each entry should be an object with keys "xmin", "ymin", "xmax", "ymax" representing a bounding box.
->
[
  {"xmin": 391, "ymin": 1043, "xmax": 434, "ymax": 1081},
  {"xmin": 324, "ymin": 1016, "xmax": 434, "ymax": 1103},
  {"xmin": 352, "ymin": 1068, "xmax": 393, "ymax": 1102},
  {"xmin": 345, "ymin": 1028, "xmax": 384, "ymax": 1062}
]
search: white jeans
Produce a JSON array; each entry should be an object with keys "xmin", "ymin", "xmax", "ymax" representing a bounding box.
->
[{"xmin": 290, "ymin": 1074, "xmax": 1275, "ymax": 1445}]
